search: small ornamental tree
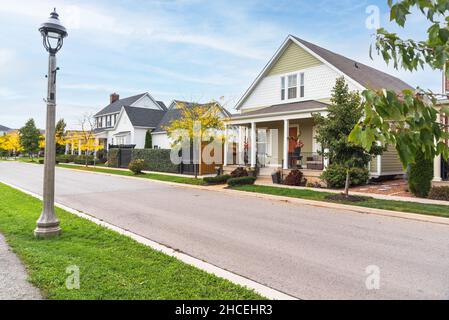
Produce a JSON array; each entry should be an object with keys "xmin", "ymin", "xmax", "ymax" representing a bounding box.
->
[
  {"xmin": 19, "ymin": 119, "xmax": 41, "ymax": 160},
  {"xmin": 349, "ymin": 0, "xmax": 449, "ymax": 197},
  {"xmin": 145, "ymin": 130, "xmax": 153, "ymax": 149},
  {"xmin": 313, "ymin": 77, "xmax": 382, "ymax": 196},
  {"xmin": 165, "ymin": 101, "xmax": 224, "ymax": 178}
]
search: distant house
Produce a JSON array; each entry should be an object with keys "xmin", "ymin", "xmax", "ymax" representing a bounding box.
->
[
  {"xmin": 0, "ymin": 125, "xmax": 11, "ymax": 136},
  {"xmin": 94, "ymin": 93, "xmax": 167, "ymax": 149},
  {"xmin": 152, "ymin": 100, "xmax": 232, "ymax": 149}
]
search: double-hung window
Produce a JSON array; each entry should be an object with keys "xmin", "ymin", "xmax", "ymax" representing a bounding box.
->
[
  {"xmin": 299, "ymin": 72, "xmax": 305, "ymax": 98},
  {"xmin": 288, "ymin": 74, "xmax": 297, "ymax": 99},
  {"xmin": 281, "ymin": 77, "xmax": 286, "ymax": 100}
]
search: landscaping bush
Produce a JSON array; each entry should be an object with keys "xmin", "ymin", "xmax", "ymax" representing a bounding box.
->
[
  {"xmin": 56, "ymin": 154, "xmax": 76, "ymax": 163},
  {"xmin": 321, "ymin": 164, "xmax": 369, "ymax": 189},
  {"xmin": 74, "ymin": 155, "xmax": 95, "ymax": 165},
  {"xmin": 203, "ymin": 175, "xmax": 231, "ymax": 185},
  {"xmin": 283, "ymin": 169, "xmax": 304, "ymax": 186},
  {"xmin": 96, "ymin": 149, "xmax": 108, "ymax": 164},
  {"xmin": 107, "ymin": 149, "xmax": 120, "ymax": 168},
  {"xmin": 408, "ymin": 151, "xmax": 433, "ymax": 198},
  {"xmin": 128, "ymin": 159, "xmax": 145, "ymax": 175},
  {"xmin": 230, "ymin": 167, "xmax": 248, "ymax": 178},
  {"xmin": 132, "ymin": 149, "xmax": 179, "ymax": 173},
  {"xmin": 428, "ymin": 187, "xmax": 449, "ymax": 201},
  {"xmin": 227, "ymin": 176, "xmax": 257, "ymax": 187}
]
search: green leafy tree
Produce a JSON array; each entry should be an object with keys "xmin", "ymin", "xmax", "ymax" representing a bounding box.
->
[
  {"xmin": 314, "ymin": 77, "xmax": 382, "ymax": 196},
  {"xmin": 55, "ymin": 119, "xmax": 67, "ymax": 155},
  {"xmin": 350, "ymin": 0, "xmax": 449, "ymax": 169},
  {"xmin": 145, "ymin": 130, "xmax": 153, "ymax": 149},
  {"xmin": 19, "ymin": 119, "xmax": 41, "ymax": 160}
]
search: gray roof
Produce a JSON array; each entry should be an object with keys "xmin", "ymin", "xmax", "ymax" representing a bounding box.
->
[
  {"xmin": 232, "ymin": 100, "xmax": 329, "ymax": 118},
  {"xmin": 292, "ymin": 36, "xmax": 413, "ymax": 92},
  {"xmin": 123, "ymin": 106, "xmax": 166, "ymax": 128},
  {"xmin": 95, "ymin": 93, "xmax": 165, "ymax": 117},
  {"xmin": 154, "ymin": 101, "xmax": 231, "ymax": 133},
  {"xmin": 0, "ymin": 125, "xmax": 11, "ymax": 132},
  {"xmin": 156, "ymin": 101, "xmax": 167, "ymax": 110}
]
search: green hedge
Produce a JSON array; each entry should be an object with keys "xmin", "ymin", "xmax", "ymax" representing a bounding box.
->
[
  {"xmin": 132, "ymin": 149, "xmax": 179, "ymax": 173},
  {"xmin": 409, "ymin": 151, "xmax": 433, "ymax": 198},
  {"xmin": 108, "ymin": 149, "xmax": 120, "ymax": 168},
  {"xmin": 203, "ymin": 175, "xmax": 231, "ymax": 185},
  {"xmin": 227, "ymin": 176, "xmax": 257, "ymax": 187}
]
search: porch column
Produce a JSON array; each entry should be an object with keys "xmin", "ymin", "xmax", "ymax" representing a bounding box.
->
[
  {"xmin": 283, "ymin": 119, "xmax": 289, "ymax": 169},
  {"xmin": 71, "ymin": 140, "xmax": 74, "ymax": 155},
  {"xmin": 223, "ymin": 125, "xmax": 229, "ymax": 166},
  {"xmin": 65, "ymin": 143, "xmax": 69, "ymax": 155},
  {"xmin": 323, "ymin": 148, "xmax": 330, "ymax": 169},
  {"xmin": 250, "ymin": 122, "xmax": 256, "ymax": 168},
  {"xmin": 94, "ymin": 138, "xmax": 99, "ymax": 158},
  {"xmin": 434, "ymin": 154, "xmax": 442, "ymax": 182},
  {"xmin": 78, "ymin": 140, "xmax": 82, "ymax": 156},
  {"xmin": 238, "ymin": 126, "xmax": 245, "ymax": 165}
]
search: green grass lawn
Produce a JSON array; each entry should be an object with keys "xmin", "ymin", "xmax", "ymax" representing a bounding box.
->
[
  {"xmin": 58, "ymin": 164, "xmax": 205, "ymax": 186},
  {"xmin": 232, "ymin": 185, "xmax": 449, "ymax": 218},
  {"xmin": 0, "ymin": 183, "xmax": 262, "ymax": 300}
]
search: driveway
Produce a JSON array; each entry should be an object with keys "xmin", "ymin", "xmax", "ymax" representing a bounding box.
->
[{"xmin": 1, "ymin": 161, "xmax": 449, "ymax": 299}]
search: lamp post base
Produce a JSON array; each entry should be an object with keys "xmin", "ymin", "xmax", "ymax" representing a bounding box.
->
[{"xmin": 34, "ymin": 221, "xmax": 61, "ymax": 238}]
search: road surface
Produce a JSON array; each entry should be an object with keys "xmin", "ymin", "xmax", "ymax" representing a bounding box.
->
[{"xmin": 1, "ymin": 161, "xmax": 449, "ymax": 299}]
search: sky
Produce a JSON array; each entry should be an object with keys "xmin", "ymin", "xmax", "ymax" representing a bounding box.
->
[{"xmin": 0, "ymin": 0, "xmax": 442, "ymax": 130}]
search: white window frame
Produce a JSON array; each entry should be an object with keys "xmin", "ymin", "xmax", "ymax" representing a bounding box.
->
[
  {"xmin": 281, "ymin": 77, "xmax": 286, "ymax": 101},
  {"xmin": 299, "ymin": 72, "xmax": 305, "ymax": 98},
  {"xmin": 287, "ymin": 74, "xmax": 298, "ymax": 99},
  {"xmin": 280, "ymin": 71, "xmax": 306, "ymax": 101}
]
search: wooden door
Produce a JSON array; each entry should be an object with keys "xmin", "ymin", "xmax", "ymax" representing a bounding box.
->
[{"xmin": 288, "ymin": 127, "xmax": 298, "ymax": 153}]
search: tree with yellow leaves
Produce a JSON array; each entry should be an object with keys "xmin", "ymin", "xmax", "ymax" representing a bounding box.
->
[
  {"xmin": 78, "ymin": 113, "xmax": 103, "ymax": 167},
  {"xmin": 165, "ymin": 101, "xmax": 225, "ymax": 178},
  {"xmin": 0, "ymin": 131, "xmax": 23, "ymax": 159}
]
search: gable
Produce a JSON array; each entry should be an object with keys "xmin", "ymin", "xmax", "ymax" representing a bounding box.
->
[
  {"xmin": 268, "ymin": 42, "xmax": 322, "ymax": 76},
  {"xmin": 131, "ymin": 95, "xmax": 164, "ymax": 110}
]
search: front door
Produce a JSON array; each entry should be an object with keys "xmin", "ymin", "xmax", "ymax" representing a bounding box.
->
[{"xmin": 288, "ymin": 127, "xmax": 298, "ymax": 153}]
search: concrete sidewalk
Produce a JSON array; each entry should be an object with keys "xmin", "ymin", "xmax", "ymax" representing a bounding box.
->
[{"xmin": 0, "ymin": 234, "xmax": 42, "ymax": 300}]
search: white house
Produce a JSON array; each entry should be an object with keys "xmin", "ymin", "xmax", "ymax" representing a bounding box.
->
[
  {"xmin": 224, "ymin": 35, "xmax": 412, "ymax": 179},
  {"xmin": 151, "ymin": 100, "xmax": 232, "ymax": 149},
  {"xmin": 94, "ymin": 93, "xmax": 167, "ymax": 149}
]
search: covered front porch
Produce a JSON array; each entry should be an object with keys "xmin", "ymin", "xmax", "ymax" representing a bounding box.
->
[{"xmin": 224, "ymin": 113, "xmax": 328, "ymax": 176}]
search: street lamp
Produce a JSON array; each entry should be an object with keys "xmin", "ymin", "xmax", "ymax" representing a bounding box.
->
[{"xmin": 35, "ymin": 9, "xmax": 68, "ymax": 238}]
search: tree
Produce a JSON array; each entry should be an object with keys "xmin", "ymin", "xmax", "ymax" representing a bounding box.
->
[
  {"xmin": 314, "ymin": 77, "xmax": 382, "ymax": 196},
  {"xmin": 55, "ymin": 119, "xmax": 67, "ymax": 155},
  {"xmin": 19, "ymin": 119, "xmax": 41, "ymax": 160},
  {"xmin": 165, "ymin": 101, "xmax": 224, "ymax": 178},
  {"xmin": 145, "ymin": 130, "xmax": 153, "ymax": 149},
  {"xmin": 78, "ymin": 113, "xmax": 103, "ymax": 167},
  {"xmin": 350, "ymin": 0, "xmax": 449, "ymax": 170}
]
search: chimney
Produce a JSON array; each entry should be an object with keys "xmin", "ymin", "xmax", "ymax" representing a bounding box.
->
[{"xmin": 110, "ymin": 93, "xmax": 120, "ymax": 104}]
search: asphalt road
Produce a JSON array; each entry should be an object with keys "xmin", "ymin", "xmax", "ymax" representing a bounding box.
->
[{"xmin": 1, "ymin": 161, "xmax": 449, "ymax": 300}]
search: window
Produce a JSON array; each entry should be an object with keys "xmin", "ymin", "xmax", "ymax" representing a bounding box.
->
[
  {"xmin": 299, "ymin": 73, "xmax": 305, "ymax": 97},
  {"xmin": 106, "ymin": 115, "xmax": 111, "ymax": 127},
  {"xmin": 98, "ymin": 117, "xmax": 102, "ymax": 128},
  {"xmin": 281, "ymin": 77, "xmax": 286, "ymax": 100},
  {"xmin": 288, "ymin": 74, "xmax": 297, "ymax": 99}
]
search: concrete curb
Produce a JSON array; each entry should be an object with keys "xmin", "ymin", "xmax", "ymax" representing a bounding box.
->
[
  {"xmin": 55, "ymin": 164, "xmax": 449, "ymax": 226},
  {"xmin": 0, "ymin": 179, "xmax": 297, "ymax": 301}
]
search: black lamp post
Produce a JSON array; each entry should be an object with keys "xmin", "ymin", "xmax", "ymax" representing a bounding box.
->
[{"xmin": 35, "ymin": 9, "xmax": 68, "ymax": 238}]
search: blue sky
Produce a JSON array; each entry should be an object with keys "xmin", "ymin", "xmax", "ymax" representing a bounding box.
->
[{"xmin": 0, "ymin": 0, "xmax": 441, "ymax": 129}]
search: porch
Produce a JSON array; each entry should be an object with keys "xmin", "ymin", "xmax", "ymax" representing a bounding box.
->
[{"xmin": 224, "ymin": 114, "xmax": 328, "ymax": 176}]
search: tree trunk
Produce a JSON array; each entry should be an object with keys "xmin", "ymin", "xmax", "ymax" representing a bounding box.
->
[{"xmin": 344, "ymin": 168, "xmax": 350, "ymax": 197}]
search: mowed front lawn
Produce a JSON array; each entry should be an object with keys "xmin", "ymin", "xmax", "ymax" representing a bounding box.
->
[
  {"xmin": 232, "ymin": 185, "xmax": 449, "ymax": 218},
  {"xmin": 0, "ymin": 183, "xmax": 262, "ymax": 300},
  {"xmin": 57, "ymin": 164, "xmax": 205, "ymax": 186}
]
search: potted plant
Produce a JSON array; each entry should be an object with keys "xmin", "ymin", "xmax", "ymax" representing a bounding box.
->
[{"xmin": 271, "ymin": 169, "xmax": 282, "ymax": 184}]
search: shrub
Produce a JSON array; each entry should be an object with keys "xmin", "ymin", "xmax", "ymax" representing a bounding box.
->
[
  {"xmin": 283, "ymin": 169, "xmax": 304, "ymax": 186},
  {"xmin": 132, "ymin": 149, "xmax": 179, "ymax": 173},
  {"xmin": 107, "ymin": 149, "xmax": 120, "ymax": 168},
  {"xmin": 129, "ymin": 159, "xmax": 145, "ymax": 175},
  {"xmin": 96, "ymin": 149, "xmax": 108, "ymax": 163},
  {"xmin": 321, "ymin": 164, "xmax": 369, "ymax": 189},
  {"xmin": 203, "ymin": 175, "xmax": 231, "ymax": 185},
  {"xmin": 74, "ymin": 155, "xmax": 94, "ymax": 165},
  {"xmin": 428, "ymin": 187, "xmax": 449, "ymax": 201},
  {"xmin": 230, "ymin": 167, "xmax": 248, "ymax": 178},
  {"xmin": 227, "ymin": 176, "xmax": 256, "ymax": 187},
  {"xmin": 408, "ymin": 151, "xmax": 433, "ymax": 198}
]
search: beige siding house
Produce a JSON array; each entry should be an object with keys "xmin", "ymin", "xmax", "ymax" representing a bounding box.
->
[{"xmin": 224, "ymin": 35, "xmax": 411, "ymax": 179}]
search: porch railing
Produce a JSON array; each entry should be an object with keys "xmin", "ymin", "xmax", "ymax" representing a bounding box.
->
[{"xmin": 288, "ymin": 152, "xmax": 324, "ymax": 170}]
